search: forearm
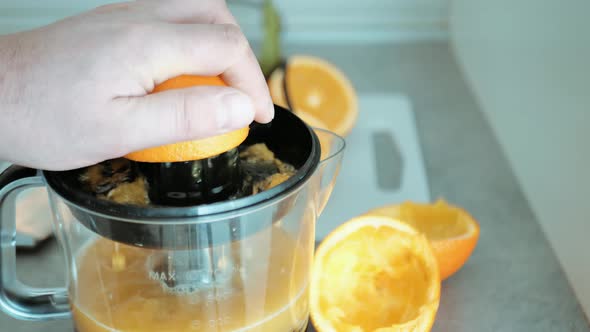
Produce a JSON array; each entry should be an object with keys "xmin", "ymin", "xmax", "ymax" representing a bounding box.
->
[
  {"xmin": 0, "ymin": 0, "xmax": 270, "ymax": 171},
  {"xmin": 0, "ymin": 32, "xmax": 37, "ymax": 166},
  {"xmin": 0, "ymin": 34, "xmax": 21, "ymax": 163},
  {"xmin": 0, "ymin": 32, "xmax": 25, "ymax": 102},
  {"xmin": 0, "ymin": 35, "xmax": 13, "ymax": 98}
]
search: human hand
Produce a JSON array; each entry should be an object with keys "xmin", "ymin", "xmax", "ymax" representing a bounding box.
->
[{"xmin": 0, "ymin": 0, "xmax": 273, "ymax": 171}]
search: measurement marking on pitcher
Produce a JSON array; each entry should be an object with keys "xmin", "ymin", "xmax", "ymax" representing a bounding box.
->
[
  {"xmin": 148, "ymin": 266, "xmax": 245, "ymax": 282},
  {"xmin": 188, "ymin": 317, "xmax": 234, "ymax": 330},
  {"xmin": 149, "ymin": 271, "xmax": 176, "ymax": 281}
]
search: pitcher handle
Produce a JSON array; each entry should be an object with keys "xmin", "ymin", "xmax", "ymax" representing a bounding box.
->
[{"xmin": 0, "ymin": 165, "xmax": 70, "ymax": 321}]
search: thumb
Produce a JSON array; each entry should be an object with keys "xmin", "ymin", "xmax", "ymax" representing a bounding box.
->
[{"xmin": 113, "ymin": 86, "xmax": 255, "ymax": 154}]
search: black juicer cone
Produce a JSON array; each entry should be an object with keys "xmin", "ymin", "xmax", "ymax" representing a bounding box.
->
[
  {"xmin": 136, "ymin": 148, "xmax": 241, "ymax": 207},
  {"xmin": 43, "ymin": 106, "xmax": 320, "ymax": 249}
]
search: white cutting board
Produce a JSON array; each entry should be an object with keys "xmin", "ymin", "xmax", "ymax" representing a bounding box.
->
[{"xmin": 316, "ymin": 93, "xmax": 431, "ymax": 240}]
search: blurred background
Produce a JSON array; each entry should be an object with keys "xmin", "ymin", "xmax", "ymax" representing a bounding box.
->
[{"xmin": 0, "ymin": 0, "xmax": 588, "ymax": 330}]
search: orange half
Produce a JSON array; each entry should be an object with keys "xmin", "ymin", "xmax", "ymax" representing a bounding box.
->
[
  {"xmin": 366, "ymin": 199, "xmax": 480, "ymax": 280},
  {"xmin": 268, "ymin": 67, "xmax": 289, "ymax": 109},
  {"xmin": 311, "ymin": 215, "xmax": 440, "ymax": 332},
  {"xmin": 125, "ymin": 75, "xmax": 249, "ymax": 163},
  {"xmin": 268, "ymin": 56, "xmax": 358, "ymax": 137}
]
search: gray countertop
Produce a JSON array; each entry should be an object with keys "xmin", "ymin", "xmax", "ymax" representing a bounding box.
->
[{"xmin": 2, "ymin": 41, "xmax": 589, "ymax": 331}]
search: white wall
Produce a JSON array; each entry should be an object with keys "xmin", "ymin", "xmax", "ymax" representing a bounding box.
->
[
  {"xmin": 0, "ymin": 0, "xmax": 448, "ymax": 42},
  {"xmin": 450, "ymin": 0, "xmax": 590, "ymax": 317}
]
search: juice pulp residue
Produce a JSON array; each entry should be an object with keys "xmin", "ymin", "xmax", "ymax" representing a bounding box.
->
[{"xmin": 79, "ymin": 144, "xmax": 296, "ymax": 206}]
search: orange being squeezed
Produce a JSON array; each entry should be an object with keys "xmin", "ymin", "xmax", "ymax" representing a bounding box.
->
[{"xmin": 70, "ymin": 225, "xmax": 311, "ymax": 332}]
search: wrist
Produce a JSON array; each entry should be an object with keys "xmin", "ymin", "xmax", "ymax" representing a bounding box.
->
[
  {"xmin": 0, "ymin": 33, "xmax": 22, "ymax": 100},
  {"xmin": 0, "ymin": 33, "xmax": 25, "ymax": 164}
]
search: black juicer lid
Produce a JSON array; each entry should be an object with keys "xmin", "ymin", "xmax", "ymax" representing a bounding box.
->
[{"xmin": 42, "ymin": 106, "xmax": 320, "ymax": 249}]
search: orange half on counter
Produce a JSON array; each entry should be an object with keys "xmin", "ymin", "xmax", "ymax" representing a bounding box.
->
[
  {"xmin": 268, "ymin": 55, "xmax": 358, "ymax": 137},
  {"xmin": 125, "ymin": 75, "xmax": 249, "ymax": 163},
  {"xmin": 310, "ymin": 215, "xmax": 440, "ymax": 332},
  {"xmin": 366, "ymin": 199, "xmax": 480, "ymax": 280}
]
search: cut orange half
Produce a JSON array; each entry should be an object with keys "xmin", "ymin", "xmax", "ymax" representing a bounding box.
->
[
  {"xmin": 125, "ymin": 75, "xmax": 249, "ymax": 163},
  {"xmin": 268, "ymin": 70, "xmax": 330, "ymax": 132},
  {"xmin": 268, "ymin": 56, "xmax": 358, "ymax": 137},
  {"xmin": 366, "ymin": 199, "xmax": 480, "ymax": 280},
  {"xmin": 268, "ymin": 67, "xmax": 289, "ymax": 109},
  {"xmin": 295, "ymin": 110, "xmax": 329, "ymax": 131},
  {"xmin": 311, "ymin": 215, "xmax": 440, "ymax": 332}
]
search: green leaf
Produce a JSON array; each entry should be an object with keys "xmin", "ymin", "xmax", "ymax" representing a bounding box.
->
[{"xmin": 259, "ymin": 0, "xmax": 282, "ymax": 78}]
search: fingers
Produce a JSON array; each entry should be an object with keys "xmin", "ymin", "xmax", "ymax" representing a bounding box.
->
[
  {"xmin": 148, "ymin": 0, "xmax": 229, "ymax": 23},
  {"xmin": 146, "ymin": 0, "xmax": 275, "ymax": 123},
  {"xmin": 124, "ymin": 21, "xmax": 273, "ymax": 123},
  {"xmin": 213, "ymin": 4, "xmax": 275, "ymax": 123},
  {"xmin": 125, "ymin": 23, "xmax": 247, "ymax": 86},
  {"xmin": 220, "ymin": 43, "xmax": 274, "ymax": 123},
  {"xmin": 112, "ymin": 86, "xmax": 255, "ymax": 154}
]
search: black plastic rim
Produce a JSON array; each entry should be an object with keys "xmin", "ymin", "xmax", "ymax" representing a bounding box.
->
[{"xmin": 42, "ymin": 105, "xmax": 321, "ymax": 223}]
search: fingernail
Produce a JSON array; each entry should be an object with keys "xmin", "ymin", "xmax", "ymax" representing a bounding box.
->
[
  {"xmin": 267, "ymin": 99, "xmax": 276, "ymax": 120},
  {"xmin": 255, "ymin": 99, "xmax": 275, "ymax": 124},
  {"xmin": 220, "ymin": 92, "xmax": 255, "ymax": 130}
]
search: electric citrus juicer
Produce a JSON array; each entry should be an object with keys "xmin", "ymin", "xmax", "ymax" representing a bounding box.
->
[{"xmin": 0, "ymin": 76, "xmax": 345, "ymax": 331}]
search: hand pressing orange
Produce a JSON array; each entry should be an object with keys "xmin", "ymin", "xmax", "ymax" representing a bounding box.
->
[{"xmin": 0, "ymin": 0, "xmax": 273, "ymax": 171}]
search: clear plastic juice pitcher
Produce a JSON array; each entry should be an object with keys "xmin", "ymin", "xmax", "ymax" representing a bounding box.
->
[{"xmin": 0, "ymin": 107, "xmax": 344, "ymax": 331}]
